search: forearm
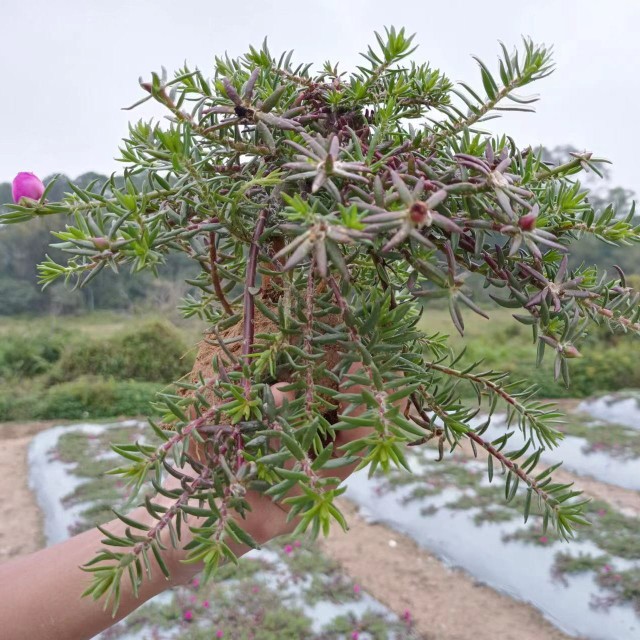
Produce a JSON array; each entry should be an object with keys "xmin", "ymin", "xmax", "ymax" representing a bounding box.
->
[
  {"xmin": 0, "ymin": 484, "xmax": 293, "ymax": 640},
  {"xmin": 0, "ymin": 377, "xmax": 369, "ymax": 639},
  {"xmin": 0, "ymin": 504, "xmax": 204, "ymax": 640}
]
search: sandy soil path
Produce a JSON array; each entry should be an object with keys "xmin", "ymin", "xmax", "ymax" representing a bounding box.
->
[{"xmin": 0, "ymin": 435, "xmax": 45, "ymax": 563}]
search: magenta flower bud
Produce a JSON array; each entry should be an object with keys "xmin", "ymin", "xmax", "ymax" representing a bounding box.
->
[
  {"xmin": 12, "ymin": 172, "xmax": 45, "ymax": 203},
  {"xmin": 518, "ymin": 212, "xmax": 537, "ymax": 231},
  {"xmin": 518, "ymin": 204, "xmax": 539, "ymax": 231}
]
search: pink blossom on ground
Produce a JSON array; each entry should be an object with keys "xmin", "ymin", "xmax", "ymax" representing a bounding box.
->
[
  {"xmin": 351, "ymin": 632, "xmax": 359, "ymax": 640},
  {"xmin": 603, "ymin": 564, "xmax": 612, "ymax": 573},
  {"xmin": 251, "ymin": 585, "xmax": 260, "ymax": 593},
  {"xmin": 192, "ymin": 577, "xmax": 200, "ymax": 588},
  {"xmin": 12, "ymin": 172, "xmax": 45, "ymax": 203},
  {"xmin": 402, "ymin": 609, "xmax": 412, "ymax": 624},
  {"xmin": 538, "ymin": 536, "xmax": 549, "ymax": 544},
  {"xmin": 353, "ymin": 584, "xmax": 361, "ymax": 594},
  {"xmin": 283, "ymin": 544, "xmax": 294, "ymax": 554},
  {"xmin": 202, "ymin": 600, "xmax": 210, "ymax": 608},
  {"xmin": 216, "ymin": 630, "xmax": 224, "ymax": 638},
  {"xmin": 183, "ymin": 610, "xmax": 193, "ymax": 622},
  {"xmin": 293, "ymin": 540, "xmax": 302, "ymax": 547}
]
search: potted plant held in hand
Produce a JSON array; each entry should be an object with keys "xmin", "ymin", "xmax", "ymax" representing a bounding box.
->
[{"xmin": 4, "ymin": 27, "xmax": 639, "ymax": 614}]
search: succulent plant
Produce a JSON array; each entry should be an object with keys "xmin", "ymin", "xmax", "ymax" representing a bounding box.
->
[{"xmin": 3, "ymin": 27, "xmax": 639, "ymax": 614}]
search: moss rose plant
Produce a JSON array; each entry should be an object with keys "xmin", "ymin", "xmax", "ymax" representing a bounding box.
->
[{"xmin": 3, "ymin": 27, "xmax": 640, "ymax": 613}]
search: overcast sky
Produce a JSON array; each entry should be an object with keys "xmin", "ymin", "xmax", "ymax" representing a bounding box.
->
[{"xmin": 2, "ymin": 1, "xmax": 639, "ymax": 194}]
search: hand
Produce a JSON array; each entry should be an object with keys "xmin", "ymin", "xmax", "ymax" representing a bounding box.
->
[
  {"xmin": 0, "ymin": 364, "xmax": 405, "ymax": 640},
  {"xmin": 163, "ymin": 363, "xmax": 378, "ymax": 583}
]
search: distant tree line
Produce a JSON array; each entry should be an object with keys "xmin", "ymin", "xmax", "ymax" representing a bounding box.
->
[
  {"xmin": 0, "ymin": 172, "xmax": 196, "ymax": 315},
  {"xmin": 0, "ymin": 155, "xmax": 637, "ymax": 316}
]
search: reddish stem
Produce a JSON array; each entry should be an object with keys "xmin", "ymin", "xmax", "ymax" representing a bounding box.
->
[{"xmin": 209, "ymin": 231, "xmax": 233, "ymax": 315}]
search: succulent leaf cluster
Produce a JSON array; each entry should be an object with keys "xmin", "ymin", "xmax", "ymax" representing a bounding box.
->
[{"xmin": 3, "ymin": 27, "xmax": 640, "ymax": 614}]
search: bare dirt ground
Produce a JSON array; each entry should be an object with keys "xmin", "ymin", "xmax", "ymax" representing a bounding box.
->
[
  {"xmin": 0, "ymin": 428, "xmax": 47, "ymax": 562},
  {"xmin": 3, "ymin": 420, "xmax": 636, "ymax": 640}
]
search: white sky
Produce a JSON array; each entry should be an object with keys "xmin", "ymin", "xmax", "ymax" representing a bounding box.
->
[{"xmin": 2, "ymin": 0, "xmax": 639, "ymax": 193}]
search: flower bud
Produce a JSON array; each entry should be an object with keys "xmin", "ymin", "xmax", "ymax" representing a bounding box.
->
[
  {"xmin": 518, "ymin": 212, "xmax": 537, "ymax": 231},
  {"xmin": 561, "ymin": 344, "xmax": 582, "ymax": 359},
  {"xmin": 91, "ymin": 237, "xmax": 111, "ymax": 250},
  {"xmin": 409, "ymin": 201, "xmax": 430, "ymax": 225},
  {"xmin": 12, "ymin": 172, "xmax": 45, "ymax": 203}
]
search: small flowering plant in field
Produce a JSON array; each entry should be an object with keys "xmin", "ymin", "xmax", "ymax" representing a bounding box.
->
[{"xmin": 3, "ymin": 28, "xmax": 640, "ymax": 613}]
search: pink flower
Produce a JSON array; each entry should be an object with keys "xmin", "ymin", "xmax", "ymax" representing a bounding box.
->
[
  {"xmin": 192, "ymin": 577, "xmax": 200, "ymax": 588},
  {"xmin": 351, "ymin": 632, "xmax": 359, "ymax": 640},
  {"xmin": 402, "ymin": 609, "xmax": 412, "ymax": 623},
  {"xmin": 251, "ymin": 585, "xmax": 260, "ymax": 594},
  {"xmin": 216, "ymin": 631, "xmax": 224, "ymax": 638},
  {"xmin": 603, "ymin": 564, "xmax": 612, "ymax": 573},
  {"xmin": 538, "ymin": 536, "xmax": 549, "ymax": 544},
  {"xmin": 294, "ymin": 540, "xmax": 302, "ymax": 548},
  {"xmin": 284, "ymin": 544, "xmax": 294, "ymax": 554},
  {"xmin": 12, "ymin": 172, "xmax": 45, "ymax": 203},
  {"xmin": 353, "ymin": 584, "xmax": 361, "ymax": 594},
  {"xmin": 202, "ymin": 600, "xmax": 210, "ymax": 608},
  {"xmin": 183, "ymin": 609, "xmax": 193, "ymax": 622}
]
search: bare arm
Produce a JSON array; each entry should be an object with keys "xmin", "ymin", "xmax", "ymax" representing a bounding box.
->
[
  {"xmin": 0, "ymin": 445, "xmax": 301, "ymax": 640},
  {"xmin": 0, "ymin": 371, "xmax": 380, "ymax": 640}
]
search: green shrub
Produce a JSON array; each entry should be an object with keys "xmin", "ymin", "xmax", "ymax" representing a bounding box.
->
[
  {"xmin": 0, "ymin": 386, "xmax": 38, "ymax": 421},
  {"xmin": 462, "ymin": 326, "xmax": 640, "ymax": 398},
  {"xmin": 53, "ymin": 320, "xmax": 192, "ymax": 383},
  {"xmin": 0, "ymin": 328, "xmax": 72, "ymax": 378},
  {"xmin": 0, "ymin": 276, "xmax": 41, "ymax": 315},
  {"xmin": 34, "ymin": 376, "xmax": 161, "ymax": 419}
]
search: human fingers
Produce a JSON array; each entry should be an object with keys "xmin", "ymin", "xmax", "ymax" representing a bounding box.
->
[{"xmin": 318, "ymin": 362, "xmax": 409, "ymax": 483}]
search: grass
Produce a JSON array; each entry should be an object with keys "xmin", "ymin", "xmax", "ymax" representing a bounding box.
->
[
  {"xmin": 1, "ymin": 303, "xmax": 638, "ymax": 424},
  {"xmin": 0, "ymin": 317, "xmax": 196, "ymax": 421},
  {"xmin": 552, "ymin": 552, "xmax": 640, "ymax": 614},
  {"xmin": 417, "ymin": 306, "xmax": 640, "ymax": 398},
  {"xmin": 0, "ymin": 310, "xmax": 206, "ymax": 342}
]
